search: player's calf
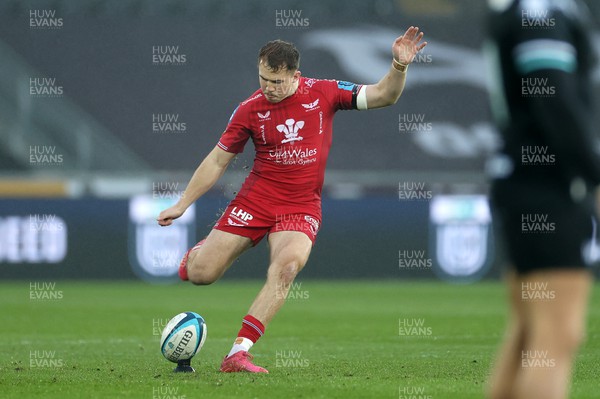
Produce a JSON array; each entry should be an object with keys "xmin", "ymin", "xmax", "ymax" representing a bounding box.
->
[{"xmin": 269, "ymin": 263, "xmax": 302, "ymax": 301}]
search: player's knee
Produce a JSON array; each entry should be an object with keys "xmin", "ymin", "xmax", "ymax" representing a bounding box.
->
[
  {"xmin": 532, "ymin": 318, "xmax": 586, "ymax": 355},
  {"xmin": 188, "ymin": 270, "xmax": 219, "ymax": 286},
  {"xmin": 269, "ymin": 260, "xmax": 301, "ymax": 285},
  {"xmin": 187, "ymin": 261, "xmax": 221, "ymax": 286},
  {"xmin": 556, "ymin": 323, "xmax": 586, "ymax": 353}
]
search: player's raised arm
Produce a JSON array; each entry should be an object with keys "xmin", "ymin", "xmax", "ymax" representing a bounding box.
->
[
  {"xmin": 157, "ymin": 146, "xmax": 236, "ymax": 226},
  {"xmin": 363, "ymin": 26, "xmax": 427, "ymax": 109}
]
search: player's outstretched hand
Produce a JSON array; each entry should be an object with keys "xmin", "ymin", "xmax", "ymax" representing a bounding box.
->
[
  {"xmin": 157, "ymin": 205, "xmax": 185, "ymax": 226},
  {"xmin": 393, "ymin": 26, "xmax": 427, "ymax": 65}
]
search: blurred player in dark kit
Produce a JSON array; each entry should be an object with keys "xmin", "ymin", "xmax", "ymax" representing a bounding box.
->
[
  {"xmin": 485, "ymin": 0, "xmax": 599, "ymax": 397},
  {"xmin": 158, "ymin": 27, "xmax": 427, "ymax": 372}
]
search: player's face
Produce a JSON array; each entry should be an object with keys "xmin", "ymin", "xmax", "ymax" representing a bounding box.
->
[{"xmin": 258, "ymin": 62, "xmax": 300, "ymax": 103}]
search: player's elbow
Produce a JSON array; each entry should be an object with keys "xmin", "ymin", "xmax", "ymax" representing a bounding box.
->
[
  {"xmin": 386, "ymin": 87, "xmax": 404, "ymax": 106},
  {"xmin": 387, "ymin": 95, "xmax": 401, "ymax": 106},
  {"xmin": 371, "ymin": 96, "xmax": 400, "ymax": 109}
]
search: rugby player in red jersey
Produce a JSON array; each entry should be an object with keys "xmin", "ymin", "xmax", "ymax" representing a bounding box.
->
[{"xmin": 157, "ymin": 26, "xmax": 427, "ymax": 373}]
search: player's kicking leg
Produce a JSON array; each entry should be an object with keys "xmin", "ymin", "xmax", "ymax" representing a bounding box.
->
[
  {"xmin": 179, "ymin": 229, "xmax": 252, "ymax": 284},
  {"xmin": 220, "ymin": 231, "xmax": 313, "ymax": 373}
]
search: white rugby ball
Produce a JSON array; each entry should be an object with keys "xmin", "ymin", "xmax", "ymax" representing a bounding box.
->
[{"xmin": 160, "ymin": 311, "xmax": 207, "ymax": 363}]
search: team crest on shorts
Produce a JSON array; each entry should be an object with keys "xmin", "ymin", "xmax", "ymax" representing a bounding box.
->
[{"xmin": 304, "ymin": 215, "xmax": 320, "ymax": 235}]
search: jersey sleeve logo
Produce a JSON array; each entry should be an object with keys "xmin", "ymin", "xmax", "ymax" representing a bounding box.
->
[
  {"xmin": 276, "ymin": 118, "xmax": 305, "ymax": 143},
  {"xmin": 337, "ymin": 81, "xmax": 356, "ymax": 91}
]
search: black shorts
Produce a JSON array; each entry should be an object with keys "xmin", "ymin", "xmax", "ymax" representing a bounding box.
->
[{"xmin": 491, "ymin": 178, "xmax": 597, "ymax": 274}]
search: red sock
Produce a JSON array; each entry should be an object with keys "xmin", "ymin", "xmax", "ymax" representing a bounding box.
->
[{"xmin": 237, "ymin": 314, "xmax": 265, "ymax": 343}]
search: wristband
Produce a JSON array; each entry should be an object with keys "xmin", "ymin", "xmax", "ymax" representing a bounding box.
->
[{"xmin": 392, "ymin": 58, "xmax": 409, "ymax": 73}]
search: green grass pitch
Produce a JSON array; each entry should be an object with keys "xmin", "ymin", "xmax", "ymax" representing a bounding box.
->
[{"xmin": 1, "ymin": 280, "xmax": 599, "ymax": 398}]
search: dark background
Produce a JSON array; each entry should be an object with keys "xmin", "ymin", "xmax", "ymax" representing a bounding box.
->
[{"xmin": 1, "ymin": 0, "xmax": 599, "ymax": 281}]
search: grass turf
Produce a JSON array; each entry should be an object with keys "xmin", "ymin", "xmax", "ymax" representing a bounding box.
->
[{"xmin": 0, "ymin": 280, "xmax": 599, "ymax": 398}]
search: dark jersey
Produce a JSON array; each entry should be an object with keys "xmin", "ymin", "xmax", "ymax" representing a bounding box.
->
[{"xmin": 487, "ymin": 0, "xmax": 600, "ymax": 196}]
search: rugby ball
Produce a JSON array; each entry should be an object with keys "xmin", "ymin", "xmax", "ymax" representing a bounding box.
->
[{"xmin": 160, "ymin": 312, "xmax": 207, "ymax": 363}]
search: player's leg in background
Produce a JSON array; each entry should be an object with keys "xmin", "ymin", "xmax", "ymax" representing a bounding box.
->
[
  {"xmin": 248, "ymin": 230, "xmax": 313, "ymax": 326},
  {"xmin": 514, "ymin": 270, "xmax": 592, "ymax": 399},
  {"xmin": 487, "ymin": 270, "xmax": 527, "ymax": 399},
  {"xmin": 186, "ymin": 229, "xmax": 252, "ymax": 285}
]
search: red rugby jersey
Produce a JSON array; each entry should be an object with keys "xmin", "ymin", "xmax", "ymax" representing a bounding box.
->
[{"xmin": 217, "ymin": 77, "xmax": 361, "ymax": 218}]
